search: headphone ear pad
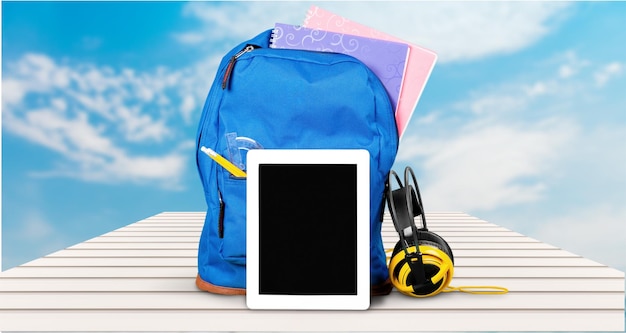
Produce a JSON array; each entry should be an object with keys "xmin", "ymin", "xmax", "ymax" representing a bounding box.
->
[
  {"xmin": 389, "ymin": 232, "xmax": 454, "ymax": 297},
  {"xmin": 390, "ymin": 231, "xmax": 454, "ymax": 264},
  {"xmin": 417, "ymin": 230, "xmax": 454, "ymax": 264}
]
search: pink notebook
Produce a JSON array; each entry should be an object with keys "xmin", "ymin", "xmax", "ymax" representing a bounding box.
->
[
  {"xmin": 270, "ymin": 23, "xmax": 409, "ymax": 113},
  {"xmin": 303, "ymin": 6, "xmax": 437, "ymax": 139}
]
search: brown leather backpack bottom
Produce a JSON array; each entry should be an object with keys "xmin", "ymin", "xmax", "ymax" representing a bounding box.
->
[{"xmin": 196, "ymin": 274, "xmax": 392, "ymax": 296}]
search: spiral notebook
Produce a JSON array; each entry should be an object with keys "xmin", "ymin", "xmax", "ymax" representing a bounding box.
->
[
  {"xmin": 303, "ymin": 6, "xmax": 438, "ymax": 139},
  {"xmin": 270, "ymin": 22, "xmax": 410, "ymax": 113}
]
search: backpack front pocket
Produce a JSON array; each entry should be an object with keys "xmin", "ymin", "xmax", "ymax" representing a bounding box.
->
[{"xmin": 216, "ymin": 169, "xmax": 247, "ymax": 265}]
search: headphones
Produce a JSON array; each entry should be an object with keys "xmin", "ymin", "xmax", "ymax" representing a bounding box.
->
[
  {"xmin": 385, "ymin": 166, "xmax": 508, "ymax": 297},
  {"xmin": 386, "ymin": 166, "xmax": 454, "ymax": 297}
]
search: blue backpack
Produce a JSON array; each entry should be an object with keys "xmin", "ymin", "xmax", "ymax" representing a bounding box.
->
[{"xmin": 195, "ymin": 29, "xmax": 399, "ymax": 295}]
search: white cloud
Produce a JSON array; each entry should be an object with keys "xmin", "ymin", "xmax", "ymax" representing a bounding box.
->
[
  {"xmin": 3, "ymin": 105, "xmax": 188, "ymax": 189},
  {"xmin": 174, "ymin": 53, "xmax": 224, "ymax": 124},
  {"xmin": 176, "ymin": 2, "xmax": 571, "ymax": 63},
  {"xmin": 552, "ymin": 50, "xmax": 590, "ymax": 79},
  {"xmin": 468, "ymin": 94, "xmax": 526, "ymax": 115},
  {"xmin": 174, "ymin": 31, "xmax": 206, "ymax": 45},
  {"xmin": 532, "ymin": 204, "xmax": 626, "ymax": 271},
  {"xmin": 51, "ymin": 98, "xmax": 68, "ymax": 111},
  {"xmin": 115, "ymin": 105, "xmax": 171, "ymax": 143},
  {"xmin": 17, "ymin": 211, "xmax": 56, "ymax": 240},
  {"xmin": 81, "ymin": 36, "xmax": 103, "ymax": 51},
  {"xmin": 594, "ymin": 61, "xmax": 623, "ymax": 87},
  {"xmin": 398, "ymin": 52, "xmax": 623, "ymax": 214},
  {"xmin": 558, "ymin": 65, "xmax": 575, "ymax": 79},
  {"xmin": 558, "ymin": 126, "xmax": 626, "ymax": 270},
  {"xmin": 524, "ymin": 82, "xmax": 548, "ymax": 97},
  {"xmin": 398, "ymin": 119, "xmax": 577, "ymax": 211},
  {"xmin": 180, "ymin": 94, "xmax": 197, "ymax": 122},
  {"xmin": 402, "ymin": 2, "xmax": 562, "ymax": 61},
  {"xmin": 175, "ymin": 2, "xmax": 307, "ymax": 45},
  {"xmin": 1, "ymin": 8, "xmax": 238, "ymax": 189},
  {"xmin": 442, "ymin": 51, "xmax": 621, "ymax": 122},
  {"xmin": 394, "ymin": 49, "xmax": 626, "ymax": 272},
  {"xmin": 4, "ymin": 54, "xmax": 172, "ymax": 141},
  {"xmin": 415, "ymin": 112, "xmax": 439, "ymax": 125},
  {"xmin": 355, "ymin": 2, "xmax": 572, "ymax": 63},
  {"xmin": 9, "ymin": 211, "xmax": 69, "ymax": 266},
  {"xmin": 1, "ymin": 53, "xmax": 207, "ymax": 189}
]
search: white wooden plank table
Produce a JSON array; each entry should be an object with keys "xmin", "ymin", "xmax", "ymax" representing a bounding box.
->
[{"xmin": 0, "ymin": 211, "xmax": 623, "ymax": 331}]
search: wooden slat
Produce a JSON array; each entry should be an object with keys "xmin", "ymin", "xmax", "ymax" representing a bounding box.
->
[
  {"xmin": 388, "ymin": 236, "xmax": 541, "ymax": 243},
  {"xmin": 50, "ymin": 248, "xmax": 576, "ymax": 258},
  {"xmin": 0, "ymin": 266, "xmax": 198, "ymax": 278},
  {"xmin": 20, "ymin": 257, "xmax": 197, "ymax": 267},
  {"xmin": 122, "ymin": 225, "xmax": 203, "ymax": 230},
  {"xmin": 453, "ymin": 266, "xmax": 624, "ymax": 278},
  {"xmin": 1, "ymin": 291, "xmax": 623, "ymax": 310},
  {"xmin": 383, "ymin": 241, "xmax": 558, "ymax": 250},
  {"xmin": 0, "ymin": 276, "xmax": 622, "ymax": 293},
  {"xmin": 0, "ymin": 277, "xmax": 197, "ymax": 292},
  {"xmin": 86, "ymin": 236, "xmax": 199, "ymax": 243},
  {"xmin": 0, "ymin": 211, "xmax": 623, "ymax": 332},
  {"xmin": 47, "ymin": 249, "xmax": 199, "ymax": 257},
  {"xmin": 68, "ymin": 242, "xmax": 198, "ymax": 250},
  {"xmin": 0, "ymin": 309, "xmax": 622, "ymax": 332},
  {"xmin": 100, "ymin": 231, "xmax": 201, "ymax": 237},
  {"xmin": 22, "ymin": 256, "xmax": 604, "ymax": 268}
]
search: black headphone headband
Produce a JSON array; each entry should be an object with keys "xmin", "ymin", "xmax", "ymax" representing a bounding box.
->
[
  {"xmin": 386, "ymin": 167, "xmax": 428, "ymax": 240},
  {"xmin": 404, "ymin": 166, "xmax": 428, "ymax": 231},
  {"xmin": 386, "ymin": 170, "xmax": 412, "ymax": 236}
]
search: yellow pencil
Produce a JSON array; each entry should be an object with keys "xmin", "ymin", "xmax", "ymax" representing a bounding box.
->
[{"xmin": 200, "ymin": 146, "xmax": 247, "ymax": 178}]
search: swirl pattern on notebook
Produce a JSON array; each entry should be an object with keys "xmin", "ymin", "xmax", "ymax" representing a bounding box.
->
[{"xmin": 270, "ymin": 23, "xmax": 410, "ymax": 113}]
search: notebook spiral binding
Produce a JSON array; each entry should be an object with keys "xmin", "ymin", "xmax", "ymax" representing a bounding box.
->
[{"xmin": 269, "ymin": 27, "xmax": 280, "ymax": 48}]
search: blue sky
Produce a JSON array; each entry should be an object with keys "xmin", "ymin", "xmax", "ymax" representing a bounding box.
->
[{"xmin": 1, "ymin": 1, "xmax": 625, "ymax": 278}]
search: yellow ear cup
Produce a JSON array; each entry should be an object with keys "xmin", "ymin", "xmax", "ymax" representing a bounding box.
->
[{"xmin": 389, "ymin": 245, "xmax": 454, "ymax": 297}]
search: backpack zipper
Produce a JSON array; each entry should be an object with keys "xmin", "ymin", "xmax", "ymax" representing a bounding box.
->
[
  {"xmin": 222, "ymin": 45, "xmax": 256, "ymax": 89},
  {"xmin": 217, "ymin": 190, "xmax": 225, "ymax": 238}
]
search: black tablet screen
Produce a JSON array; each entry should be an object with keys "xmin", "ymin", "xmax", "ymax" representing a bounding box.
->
[{"xmin": 258, "ymin": 164, "xmax": 358, "ymax": 295}]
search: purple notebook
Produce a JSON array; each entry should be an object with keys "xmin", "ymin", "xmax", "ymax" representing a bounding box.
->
[{"xmin": 270, "ymin": 23, "xmax": 410, "ymax": 112}]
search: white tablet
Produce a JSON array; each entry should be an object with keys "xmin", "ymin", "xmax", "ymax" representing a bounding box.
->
[{"xmin": 246, "ymin": 149, "xmax": 370, "ymax": 310}]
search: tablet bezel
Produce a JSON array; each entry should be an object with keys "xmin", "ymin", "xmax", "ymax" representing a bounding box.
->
[{"xmin": 246, "ymin": 149, "xmax": 370, "ymax": 310}]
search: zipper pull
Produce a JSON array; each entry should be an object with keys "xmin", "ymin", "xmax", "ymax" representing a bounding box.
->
[{"xmin": 222, "ymin": 45, "xmax": 256, "ymax": 90}]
